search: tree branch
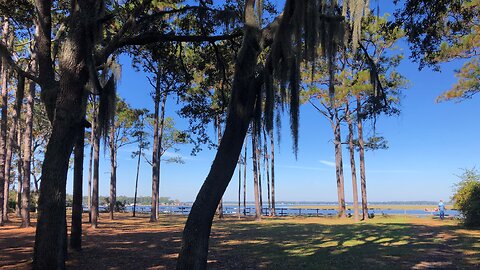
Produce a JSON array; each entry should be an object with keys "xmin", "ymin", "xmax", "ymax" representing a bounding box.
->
[{"xmin": 0, "ymin": 40, "xmax": 40, "ymax": 83}]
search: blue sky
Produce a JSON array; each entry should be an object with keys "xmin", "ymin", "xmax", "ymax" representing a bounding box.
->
[{"xmin": 65, "ymin": 1, "xmax": 480, "ymax": 203}]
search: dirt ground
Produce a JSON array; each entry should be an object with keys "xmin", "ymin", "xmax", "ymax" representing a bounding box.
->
[{"xmin": 1, "ymin": 213, "xmax": 479, "ymax": 269}]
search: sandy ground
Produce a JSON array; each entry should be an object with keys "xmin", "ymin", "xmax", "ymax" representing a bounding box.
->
[{"xmin": 1, "ymin": 213, "xmax": 479, "ymax": 269}]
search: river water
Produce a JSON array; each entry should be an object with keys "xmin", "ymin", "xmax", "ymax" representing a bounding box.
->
[{"xmin": 105, "ymin": 205, "xmax": 460, "ymax": 218}]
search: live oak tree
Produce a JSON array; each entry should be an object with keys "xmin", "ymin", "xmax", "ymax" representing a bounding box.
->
[{"xmin": 0, "ymin": 0, "xmax": 242, "ymax": 268}]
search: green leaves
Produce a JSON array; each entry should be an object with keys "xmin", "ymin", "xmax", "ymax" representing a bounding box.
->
[{"xmin": 452, "ymin": 168, "xmax": 480, "ymax": 227}]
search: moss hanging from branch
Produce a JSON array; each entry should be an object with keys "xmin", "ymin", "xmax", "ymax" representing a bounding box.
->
[{"xmin": 261, "ymin": 0, "xmax": 369, "ymax": 155}]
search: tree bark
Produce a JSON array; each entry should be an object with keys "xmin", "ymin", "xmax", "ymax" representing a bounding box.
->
[
  {"xmin": 33, "ymin": 41, "xmax": 89, "ymax": 270},
  {"xmin": 21, "ymin": 76, "xmax": 34, "ymax": 228},
  {"xmin": 333, "ymin": 108, "xmax": 346, "ymax": 218},
  {"xmin": 87, "ymin": 102, "xmax": 95, "ymax": 223},
  {"xmin": 346, "ymin": 104, "xmax": 359, "ymax": 222},
  {"xmin": 263, "ymin": 129, "xmax": 270, "ymax": 211},
  {"xmin": 91, "ymin": 105, "xmax": 100, "ymax": 228},
  {"xmin": 0, "ymin": 19, "xmax": 10, "ymax": 225},
  {"xmin": 357, "ymin": 96, "xmax": 368, "ymax": 220},
  {"xmin": 4, "ymin": 74, "xmax": 24, "ymax": 221},
  {"xmin": 133, "ymin": 139, "xmax": 142, "ymax": 218},
  {"xmin": 176, "ymin": 5, "xmax": 264, "ymax": 265},
  {"xmin": 16, "ymin": 130, "xmax": 22, "ymax": 217},
  {"xmin": 150, "ymin": 75, "xmax": 160, "ymax": 222},
  {"xmin": 109, "ymin": 123, "xmax": 116, "ymax": 220},
  {"xmin": 257, "ymin": 145, "xmax": 263, "ymax": 213},
  {"xmin": 215, "ymin": 116, "xmax": 224, "ymax": 219},
  {"xmin": 151, "ymin": 81, "xmax": 167, "ymax": 222},
  {"xmin": 243, "ymin": 143, "xmax": 247, "ymax": 216},
  {"xmin": 237, "ymin": 157, "xmax": 241, "ymax": 219},
  {"xmin": 251, "ymin": 133, "xmax": 262, "ymax": 221},
  {"xmin": 269, "ymin": 131, "xmax": 275, "ymax": 216},
  {"xmin": 33, "ymin": 0, "xmax": 94, "ymax": 267},
  {"xmin": 70, "ymin": 125, "xmax": 85, "ymax": 249}
]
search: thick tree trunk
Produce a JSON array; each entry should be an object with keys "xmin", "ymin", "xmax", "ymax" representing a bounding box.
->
[
  {"xmin": 91, "ymin": 104, "xmax": 100, "ymax": 228},
  {"xmin": 333, "ymin": 109, "xmax": 346, "ymax": 218},
  {"xmin": 87, "ymin": 102, "xmax": 95, "ymax": 223},
  {"xmin": 70, "ymin": 125, "xmax": 84, "ymax": 250},
  {"xmin": 109, "ymin": 125, "xmax": 116, "ymax": 220},
  {"xmin": 176, "ymin": 8, "xmax": 263, "ymax": 266},
  {"xmin": 4, "ymin": 75, "xmax": 24, "ymax": 221},
  {"xmin": 270, "ymin": 131, "xmax": 275, "ymax": 216},
  {"xmin": 33, "ymin": 42, "xmax": 89, "ymax": 270},
  {"xmin": 357, "ymin": 96, "xmax": 368, "ymax": 220},
  {"xmin": 32, "ymin": 0, "xmax": 94, "ymax": 266},
  {"xmin": 251, "ymin": 133, "xmax": 261, "ymax": 221},
  {"xmin": 346, "ymin": 105, "xmax": 359, "ymax": 222},
  {"xmin": 21, "ymin": 75, "xmax": 34, "ymax": 228},
  {"xmin": 0, "ymin": 19, "xmax": 10, "ymax": 225}
]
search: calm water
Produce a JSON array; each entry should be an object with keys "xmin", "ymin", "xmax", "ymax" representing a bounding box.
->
[{"xmin": 104, "ymin": 205, "xmax": 460, "ymax": 218}]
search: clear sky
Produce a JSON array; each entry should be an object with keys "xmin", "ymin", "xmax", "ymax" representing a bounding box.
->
[{"xmin": 66, "ymin": 1, "xmax": 480, "ymax": 203}]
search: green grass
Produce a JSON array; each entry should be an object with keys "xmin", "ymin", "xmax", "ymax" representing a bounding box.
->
[{"xmin": 209, "ymin": 216, "xmax": 480, "ymax": 269}]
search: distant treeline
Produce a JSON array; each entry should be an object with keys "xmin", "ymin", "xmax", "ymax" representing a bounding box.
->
[{"xmin": 65, "ymin": 195, "xmax": 180, "ymax": 206}]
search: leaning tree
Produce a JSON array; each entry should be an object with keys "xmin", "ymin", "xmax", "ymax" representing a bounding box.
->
[{"xmin": 175, "ymin": 1, "xmax": 384, "ymax": 269}]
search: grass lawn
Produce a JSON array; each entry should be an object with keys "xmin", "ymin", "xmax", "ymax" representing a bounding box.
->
[{"xmin": 0, "ymin": 213, "xmax": 478, "ymax": 269}]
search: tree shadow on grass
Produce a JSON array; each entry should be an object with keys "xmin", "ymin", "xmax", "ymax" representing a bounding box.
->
[
  {"xmin": 1, "ymin": 214, "xmax": 479, "ymax": 270},
  {"xmin": 209, "ymin": 218, "xmax": 480, "ymax": 269}
]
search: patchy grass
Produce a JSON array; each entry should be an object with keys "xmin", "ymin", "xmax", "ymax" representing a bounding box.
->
[{"xmin": 0, "ymin": 213, "xmax": 479, "ymax": 269}]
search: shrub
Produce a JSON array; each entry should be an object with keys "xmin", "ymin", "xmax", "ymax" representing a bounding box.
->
[{"xmin": 452, "ymin": 169, "xmax": 480, "ymax": 227}]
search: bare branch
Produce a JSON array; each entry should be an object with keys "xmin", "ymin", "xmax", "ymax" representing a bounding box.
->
[{"xmin": 0, "ymin": 40, "xmax": 39, "ymax": 83}]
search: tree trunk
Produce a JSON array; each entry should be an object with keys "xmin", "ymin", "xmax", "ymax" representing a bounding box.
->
[
  {"xmin": 237, "ymin": 158, "xmax": 241, "ymax": 219},
  {"xmin": 151, "ymin": 86, "xmax": 167, "ymax": 221},
  {"xmin": 87, "ymin": 101, "xmax": 95, "ymax": 223},
  {"xmin": 91, "ymin": 101, "xmax": 100, "ymax": 228},
  {"xmin": 16, "ymin": 126, "xmax": 23, "ymax": 217},
  {"xmin": 270, "ymin": 131, "xmax": 275, "ymax": 216},
  {"xmin": 263, "ymin": 129, "xmax": 270, "ymax": 211},
  {"xmin": 215, "ymin": 116, "xmax": 224, "ymax": 219},
  {"xmin": 357, "ymin": 96, "xmax": 368, "ymax": 220},
  {"xmin": 33, "ymin": 41, "xmax": 90, "ymax": 270},
  {"xmin": 133, "ymin": 142, "xmax": 142, "ymax": 218},
  {"xmin": 150, "ymin": 75, "xmax": 160, "ymax": 222},
  {"xmin": 243, "ymin": 143, "xmax": 247, "ymax": 216},
  {"xmin": 5, "ymin": 76, "xmax": 25, "ymax": 220},
  {"xmin": 5, "ymin": 75, "xmax": 24, "ymax": 220},
  {"xmin": 0, "ymin": 19, "xmax": 10, "ymax": 225},
  {"xmin": 176, "ymin": 6, "xmax": 263, "ymax": 266},
  {"xmin": 346, "ymin": 104, "xmax": 359, "ymax": 222},
  {"xmin": 251, "ymin": 133, "xmax": 261, "ymax": 221},
  {"xmin": 333, "ymin": 108, "xmax": 346, "ymax": 218},
  {"xmin": 21, "ymin": 75, "xmax": 34, "ymax": 228},
  {"xmin": 257, "ymin": 145, "xmax": 263, "ymax": 214},
  {"xmin": 70, "ymin": 125, "xmax": 84, "ymax": 250},
  {"xmin": 109, "ymin": 124, "xmax": 116, "ymax": 220}
]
